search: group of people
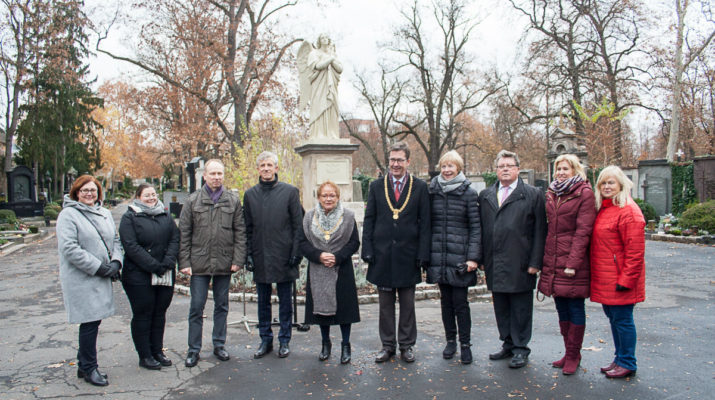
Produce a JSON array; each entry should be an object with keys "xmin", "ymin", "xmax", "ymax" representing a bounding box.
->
[{"xmin": 56, "ymin": 143, "xmax": 645, "ymax": 388}]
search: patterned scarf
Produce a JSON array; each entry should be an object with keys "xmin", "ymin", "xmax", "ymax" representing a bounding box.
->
[{"xmin": 549, "ymin": 175, "xmax": 584, "ymax": 197}]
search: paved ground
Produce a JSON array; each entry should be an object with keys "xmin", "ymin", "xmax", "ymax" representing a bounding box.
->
[{"xmin": 0, "ymin": 203, "xmax": 713, "ymax": 399}]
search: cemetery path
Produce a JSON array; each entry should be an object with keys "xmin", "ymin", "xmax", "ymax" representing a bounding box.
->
[{"xmin": 0, "ymin": 208, "xmax": 713, "ymax": 399}]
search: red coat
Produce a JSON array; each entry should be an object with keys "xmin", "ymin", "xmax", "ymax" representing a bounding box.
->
[
  {"xmin": 538, "ymin": 180, "xmax": 596, "ymax": 298},
  {"xmin": 590, "ymin": 198, "xmax": 646, "ymax": 305}
]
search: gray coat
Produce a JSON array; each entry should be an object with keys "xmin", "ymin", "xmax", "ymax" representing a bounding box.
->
[{"xmin": 56, "ymin": 196, "xmax": 123, "ymax": 324}]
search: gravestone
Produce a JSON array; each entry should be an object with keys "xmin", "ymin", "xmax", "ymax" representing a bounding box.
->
[
  {"xmin": 185, "ymin": 157, "xmax": 205, "ymax": 194},
  {"xmin": 638, "ymin": 159, "xmax": 671, "ymax": 216},
  {"xmin": 0, "ymin": 165, "xmax": 44, "ymax": 217},
  {"xmin": 693, "ymin": 156, "xmax": 715, "ymax": 202}
]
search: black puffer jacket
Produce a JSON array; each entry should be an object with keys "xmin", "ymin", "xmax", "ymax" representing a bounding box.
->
[
  {"xmin": 119, "ymin": 205, "xmax": 180, "ymax": 286},
  {"xmin": 426, "ymin": 177, "xmax": 482, "ymax": 287}
]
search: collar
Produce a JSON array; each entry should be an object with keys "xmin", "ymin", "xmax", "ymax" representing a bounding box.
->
[
  {"xmin": 499, "ymin": 180, "xmax": 518, "ymax": 192},
  {"xmin": 390, "ymin": 173, "xmax": 407, "ymax": 186}
]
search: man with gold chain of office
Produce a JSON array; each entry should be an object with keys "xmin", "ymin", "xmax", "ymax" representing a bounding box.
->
[{"xmin": 362, "ymin": 141, "xmax": 431, "ymax": 363}]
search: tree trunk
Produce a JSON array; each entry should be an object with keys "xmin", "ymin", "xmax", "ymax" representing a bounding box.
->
[{"xmin": 666, "ymin": 0, "xmax": 687, "ymax": 162}]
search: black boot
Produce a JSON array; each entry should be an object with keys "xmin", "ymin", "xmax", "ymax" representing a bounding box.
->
[
  {"xmin": 82, "ymin": 368, "xmax": 108, "ymax": 386},
  {"xmin": 460, "ymin": 344, "xmax": 473, "ymax": 364},
  {"xmin": 443, "ymin": 340, "xmax": 457, "ymax": 359},
  {"xmin": 340, "ymin": 343, "xmax": 351, "ymax": 364},
  {"xmin": 319, "ymin": 341, "xmax": 332, "ymax": 361},
  {"xmin": 139, "ymin": 356, "xmax": 161, "ymax": 370}
]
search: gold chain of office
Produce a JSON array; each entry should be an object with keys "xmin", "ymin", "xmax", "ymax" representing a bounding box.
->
[
  {"xmin": 313, "ymin": 212, "xmax": 344, "ymax": 241},
  {"xmin": 384, "ymin": 174, "xmax": 413, "ymax": 220}
]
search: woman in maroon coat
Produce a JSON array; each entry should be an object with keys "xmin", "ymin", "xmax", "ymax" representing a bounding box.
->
[
  {"xmin": 590, "ymin": 166, "xmax": 645, "ymax": 379},
  {"xmin": 538, "ymin": 154, "xmax": 596, "ymax": 375}
]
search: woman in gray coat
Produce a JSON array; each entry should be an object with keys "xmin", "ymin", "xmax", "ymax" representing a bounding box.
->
[{"xmin": 57, "ymin": 175, "xmax": 123, "ymax": 387}]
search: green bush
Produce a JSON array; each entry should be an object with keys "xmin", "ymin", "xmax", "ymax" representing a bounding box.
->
[
  {"xmin": 0, "ymin": 209, "xmax": 17, "ymax": 224},
  {"xmin": 678, "ymin": 200, "xmax": 715, "ymax": 232},
  {"xmin": 44, "ymin": 206, "xmax": 59, "ymax": 220},
  {"xmin": 634, "ymin": 198, "xmax": 658, "ymax": 223},
  {"xmin": 482, "ymin": 172, "xmax": 497, "ymax": 187}
]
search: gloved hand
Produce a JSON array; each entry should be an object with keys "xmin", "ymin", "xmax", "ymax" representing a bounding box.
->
[
  {"xmin": 162, "ymin": 261, "xmax": 175, "ymax": 272},
  {"xmin": 111, "ymin": 270, "xmax": 121, "ymax": 281},
  {"xmin": 362, "ymin": 255, "xmax": 374, "ymax": 265},
  {"xmin": 245, "ymin": 255, "xmax": 255, "ymax": 272},
  {"xmin": 289, "ymin": 255, "xmax": 302, "ymax": 269},
  {"xmin": 615, "ymin": 284, "xmax": 629, "ymax": 291},
  {"xmin": 95, "ymin": 261, "xmax": 120, "ymax": 278}
]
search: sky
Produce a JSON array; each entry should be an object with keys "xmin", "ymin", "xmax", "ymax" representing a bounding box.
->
[{"xmin": 85, "ymin": 0, "xmax": 525, "ymax": 119}]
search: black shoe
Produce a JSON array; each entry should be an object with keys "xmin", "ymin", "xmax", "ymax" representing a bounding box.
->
[
  {"xmin": 340, "ymin": 343, "xmax": 351, "ymax": 364},
  {"xmin": 319, "ymin": 341, "xmax": 332, "ymax": 361},
  {"xmin": 278, "ymin": 343, "xmax": 290, "ymax": 358},
  {"xmin": 153, "ymin": 352, "xmax": 172, "ymax": 366},
  {"xmin": 214, "ymin": 347, "xmax": 230, "ymax": 361},
  {"xmin": 77, "ymin": 368, "xmax": 107, "ymax": 380},
  {"xmin": 460, "ymin": 344, "xmax": 473, "ymax": 364},
  {"xmin": 509, "ymin": 353, "xmax": 529, "ymax": 369},
  {"xmin": 185, "ymin": 351, "xmax": 200, "ymax": 368},
  {"xmin": 82, "ymin": 368, "xmax": 108, "ymax": 386},
  {"xmin": 489, "ymin": 348, "xmax": 513, "ymax": 360},
  {"xmin": 139, "ymin": 356, "xmax": 162, "ymax": 370},
  {"xmin": 375, "ymin": 348, "xmax": 395, "ymax": 363},
  {"xmin": 254, "ymin": 341, "xmax": 273, "ymax": 359},
  {"xmin": 400, "ymin": 346, "xmax": 416, "ymax": 363},
  {"xmin": 443, "ymin": 341, "xmax": 457, "ymax": 359}
]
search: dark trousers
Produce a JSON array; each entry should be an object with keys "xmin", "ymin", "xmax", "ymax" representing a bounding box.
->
[
  {"xmin": 78, "ymin": 320, "xmax": 101, "ymax": 373},
  {"xmin": 438, "ymin": 284, "xmax": 471, "ymax": 344},
  {"xmin": 320, "ymin": 324, "xmax": 352, "ymax": 344},
  {"xmin": 554, "ymin": 296, "xmax": 586, "ymax": 325},
  {"xmin": 256, "ymin": 281, "xmax": 293, "ymax": 344},
  {"xmin": 602, "ymin": 304, "xmax": 637, "ymax": 371},
  {"xmin": 492, "ymin": 291, "xmax": 534, "ymax": 356},
  {"xmin": 123, "ymin": 284, "xmax": 174, "ymax": 358},
  {"xmin": 378, "ymin": 286, "xmax": 417, "ymax": 351},
  {"xmin": 188, "ymin": 275, "xmax": 230, "ymax": 352}
]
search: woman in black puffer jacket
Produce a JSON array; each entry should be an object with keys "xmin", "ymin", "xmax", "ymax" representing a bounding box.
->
[
  {"xmin": 119, "ymin": 183, "xmax": 180, "ymax": 371},
  {"xmin": 427, "ymin": 150, "xmax": 482, "ymax": 364}
]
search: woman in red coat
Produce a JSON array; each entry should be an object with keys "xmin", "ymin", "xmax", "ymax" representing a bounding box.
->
[
  {"xmin": 590, "ymin": 166, "xmax": 645, "ymax": 379},
  {"xmin": 538, "ymin": 154, "xmax": 596, "ymax": 375}
]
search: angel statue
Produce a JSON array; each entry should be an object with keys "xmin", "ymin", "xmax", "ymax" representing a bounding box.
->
[{"xmin": 298, "ymin": 34, "xmax": 343, "ymax": 140}]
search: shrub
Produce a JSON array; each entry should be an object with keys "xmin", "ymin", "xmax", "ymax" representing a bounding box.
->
[
  {"xmin": 633, "ymin": 198, "xmax": 658, "ymax": 223},
  {"xmin": 678, "ymin": 200, "xmax": 715, "ymax": 232},
  {"xmin": 0, "ymin": 209, "xmax": 17, "ymax": 224},
  {"xmin": 482, "ymin": 172, "xmax": 497, "ymax": 187},
  {"xmin": 44, "ymin": 206, "xmax": 59, "ymax": 220}
]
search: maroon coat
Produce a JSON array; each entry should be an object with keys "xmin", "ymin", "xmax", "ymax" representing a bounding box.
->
[{"xmin": 538, "ymin": 180, "xmax": 596, "ymax": 298}]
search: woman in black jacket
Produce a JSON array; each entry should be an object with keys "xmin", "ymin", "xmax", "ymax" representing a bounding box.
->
[
  {"xmin": 427, "ymin": 150, "xmax": 481, "ymax": 364},
  {"xmin": 119, "ymin": 183, "xmax": 180, "ymax": 370}
]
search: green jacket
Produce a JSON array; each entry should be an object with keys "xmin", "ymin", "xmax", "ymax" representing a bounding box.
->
[{"xmin": 179, "ymin": 185, "xmax": 247, "ymax": 275}]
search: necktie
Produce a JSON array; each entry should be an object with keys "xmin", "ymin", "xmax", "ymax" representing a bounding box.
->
[
  {"xmin": 394, "ymin": 180, "xmax": 402, "ymax": 201},
  {"xmin": 500, "ymin": 186, "xmax": 510, "ymax": 206}
]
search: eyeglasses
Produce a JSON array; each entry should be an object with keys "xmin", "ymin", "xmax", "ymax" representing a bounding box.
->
[
  {"xmin": 389, "ymin": 158, "xmax": 407, "ymax": 164},
  {"xmin": 497, "ymin": 164, "xmax": 517, "ymax": 170},
  {"xmin": 320, "ymin": 194, "xmax": 337, "ymax": 199},
  {"xmin": 79, "ymin": 189, "xmax": 98, "ymax": 194}
]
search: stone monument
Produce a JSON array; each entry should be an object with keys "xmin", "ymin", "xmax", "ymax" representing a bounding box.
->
[
  {"xmin": 0, "ymin": 165, "xmax": 44, "ymax": 217},
  {"xmin": 295, "ymin": 35, "xmax": 360, "ymax": 216}
]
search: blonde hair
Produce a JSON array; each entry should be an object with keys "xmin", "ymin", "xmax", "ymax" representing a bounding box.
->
[
  {"xmin": 438, "ymin": 150, "xmax": 464, "ymax": 173},
  {"xmin": 594, "ymin": 166, "xmax": 633, "ymax": 210},
  {"xmin": 553, "ymin": 154, "xmax": 587, "ymax": 180}
]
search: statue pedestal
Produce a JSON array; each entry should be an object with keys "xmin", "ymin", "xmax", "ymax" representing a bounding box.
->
[{"xmin": 295, "ymin": 140, "xmax": 360, "ymax": 212}]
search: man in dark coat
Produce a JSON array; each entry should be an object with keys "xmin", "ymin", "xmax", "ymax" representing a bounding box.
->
[
  {"xmin": 478, "ymin": 150, "xmax": 546, "ymax": 369},
  {"xmin": 362, "ymin": 141, "xmax": 430, "ymax": 363},
  {"xmin": 244, "ymin": 151, "xmax": 303, "ymax": 359},
  {"xmin": 179, "ymin": 159, "xmax": 247, "ymax": 368}
]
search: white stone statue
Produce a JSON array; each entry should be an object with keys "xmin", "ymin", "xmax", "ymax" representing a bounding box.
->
[{"xmin": 298, "ymin": 34, "xmax": 343, "ymax": 140}]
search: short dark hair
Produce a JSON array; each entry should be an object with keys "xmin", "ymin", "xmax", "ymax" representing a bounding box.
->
[
  {"xmin": 134, "ymin": 183, "xmax": 155, "ymax": 199},
  {"xmin": 69, "ymin": 175, "xmax": 103, "ymax": 202},
  {"xmin": 389, "ymin": 141, "xmax": 410, "ymax": 160}
]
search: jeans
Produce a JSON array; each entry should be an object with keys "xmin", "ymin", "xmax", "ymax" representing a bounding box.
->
[
  {"xmin": 256, "ymin": 281, "xmax": 293, "ymax": 344},
  {"xmin": 438, "ymin": 284, "xmax": 471, "ymax": 344},
  {"xmin": 320, "ymin": 324, "xmax": 352, "ymax": 344},
  {"xmin": 78, "ymin": 320, "xmax": 101, "ymax": 373},
  {"xmin": 554, "ymin": 297, "xmax": 586, "ymax": 325},
  {"xmin": 602, "ymin": 304, "xmax": 637, "ymax": 371},
  {"xmin": 188, "ymin": 275, "xmax": 231, "ymax": 352},
  {"xmin": 123, "ymin": 284, "xmax": 174, "ymax": 358}
]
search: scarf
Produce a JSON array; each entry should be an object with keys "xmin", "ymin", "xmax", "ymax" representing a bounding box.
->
[
  {"xmin": 549, "ymin": 175, "xmax": 584, "ymax": 197},
  {"xmin": 204, "ymin": 184, "xmax": 224, "ymax": 204},
  {"xmin": 437, "ymin": 171, "xmax": 467, "ymax": 193},
  {"xmin": 129, "ymin": 199, "xmax": 166, "ymax": 216},
  {"xmin": 310, "ymin": 202, "xmax": 345, "ymax": 240},
  {"xmin": 303, "ymin": 205, "xmax": 355, "ymax": 316}
]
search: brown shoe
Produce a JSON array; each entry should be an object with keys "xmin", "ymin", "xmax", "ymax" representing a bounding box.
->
[
  {"xmin": 600, "ymin": 362, "xmax": 617, "ymax": 373},
  {"xmin": 605, "ymin": 365, "xmax": 635, "ymax": 378}
]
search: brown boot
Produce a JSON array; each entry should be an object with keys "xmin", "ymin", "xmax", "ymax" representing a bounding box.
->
[
  {"xmin": 562, "ymin": 324, "xmax": 585, "ymax": 375},
  {"xmin": 552, "ymin": 321, "xmax": 570, "ymax": 368}
]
